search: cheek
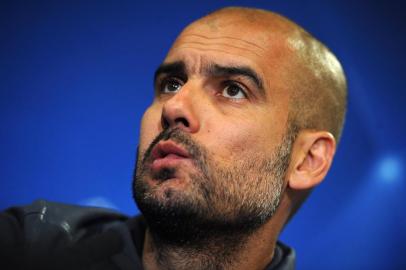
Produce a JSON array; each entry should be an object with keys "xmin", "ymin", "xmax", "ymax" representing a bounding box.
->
[
  {"xmin": 202, "ymin": 110, "xmax": 285, "ymax": 163},
  {"xmin": 203, "ymin": 121, "xmax": 270, "ymax": 162},
  {"xmin": 139, "ymin": 105, "xmax": 161, "ymax": 153}
]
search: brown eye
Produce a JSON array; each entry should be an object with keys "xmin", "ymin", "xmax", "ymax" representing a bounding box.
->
[
  {"xmin": 222, "ymin": 83, "xmax": 247, "ymax": 99},
  {"xmin": 161, "ymin": 78, "xmax": 183, "ymax": 93}
]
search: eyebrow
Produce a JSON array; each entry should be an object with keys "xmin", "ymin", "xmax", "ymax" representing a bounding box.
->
[
  {"xmin": 208, "ymin": 64, "xmax": 265, "ymax": 95},
  {"xmin": 154, "ymin": 61, "xmax": 187, "ymax": 83}
]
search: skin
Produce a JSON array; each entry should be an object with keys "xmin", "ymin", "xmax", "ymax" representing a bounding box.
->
[{"xmin": 136, "ymin": 7, "xmax": 344, "ymax": 270}]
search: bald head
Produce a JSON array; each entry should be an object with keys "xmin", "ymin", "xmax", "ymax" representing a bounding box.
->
[{"xmin": 179, "ymin": 6, "xmax": 347, "ymax": 142}]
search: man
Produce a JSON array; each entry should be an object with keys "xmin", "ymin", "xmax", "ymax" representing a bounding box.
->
[{"xmin": 0, "ymin": 6, "xmax": 346, "ymax": 270}]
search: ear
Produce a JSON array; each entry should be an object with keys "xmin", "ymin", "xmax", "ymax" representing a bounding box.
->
[{"xmin": 287, "ymin": 130, "xmax": 336, "ymax": 190}]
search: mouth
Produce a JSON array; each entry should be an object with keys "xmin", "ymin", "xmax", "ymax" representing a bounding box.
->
[{"xmin": 149, "ymin": 140, "xmax": 191, "ymax": 173}]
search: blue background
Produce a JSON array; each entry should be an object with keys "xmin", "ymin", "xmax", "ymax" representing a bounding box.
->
[{"xmin": 1, "ymin": 1, "xmax": 405, "ymax": 269}]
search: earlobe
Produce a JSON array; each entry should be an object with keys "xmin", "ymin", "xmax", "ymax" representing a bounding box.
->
[{"xmin": 288, "ymin": 131, "xmax": 336, "ymax": 190}]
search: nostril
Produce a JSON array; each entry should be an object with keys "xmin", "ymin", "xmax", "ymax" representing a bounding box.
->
[
  {"xmin": 175, "ymin": 118, "xmax": 189, "ymax": 128},
  {"xmin": 161, "ymin": 115, "xmax": 189, "ymax": 130},
  {"xmin": 161, "ymin": 115, "xmax": 170, "ymax": 130}
]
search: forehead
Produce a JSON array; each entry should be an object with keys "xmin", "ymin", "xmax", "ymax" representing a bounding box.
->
[
  {"xmin": 167, "ymin": 34, "xmax": 266, "ymax": 75},
  {"xmin": 168, "ymin": 17, "xmax": 285, "ymax": 62}
]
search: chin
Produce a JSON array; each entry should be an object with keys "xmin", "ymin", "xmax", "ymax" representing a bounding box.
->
[
  {"xmin": 150, "ymin": 182, "xmax": 192, "ymax": 204},
  {"xmin": 135, "ymin": 171, "xmax": 199, "ymax": 205}
]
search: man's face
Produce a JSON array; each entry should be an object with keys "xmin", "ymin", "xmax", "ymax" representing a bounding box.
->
[{"xmin": 133, "ymin": 14, "xmax": 296, "ymax": 243}]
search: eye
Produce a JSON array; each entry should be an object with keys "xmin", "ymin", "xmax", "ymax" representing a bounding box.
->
[
  {"xmin": 221, "ymin": 83, "xmax": 247, "ymax": 99},
  {"xmin": 161, "ymin": 78, "xmax": 183, "ymax": 93}
]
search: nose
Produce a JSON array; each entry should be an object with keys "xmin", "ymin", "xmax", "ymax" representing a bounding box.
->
[{"xmin": 161, "ymin": 86, "xmax": 200, "ymax": 133}]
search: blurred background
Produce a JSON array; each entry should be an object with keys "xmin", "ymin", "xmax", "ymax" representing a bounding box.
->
[{"xmin": 1, "ymin": 0, "xmax": 405, "ymax": 269}]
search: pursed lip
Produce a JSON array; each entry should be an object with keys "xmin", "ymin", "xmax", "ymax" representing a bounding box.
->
[{"xmin": 150, "ymin": 140, "xmax": 191, "ymax": 171}]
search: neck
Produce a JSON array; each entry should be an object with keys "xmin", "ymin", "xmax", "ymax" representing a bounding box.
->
[{"xmin": 142, "ymin": 221, "xmax": 279, "ymax": 270}]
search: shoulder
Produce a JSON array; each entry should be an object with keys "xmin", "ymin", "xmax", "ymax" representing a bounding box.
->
[
  {"xmin": 3, "ymin": 199, "xmax": 127, "ymax": 243},
  {"xmin": 7, "ymin": 198, "xmax": 127, "ymax": 222},
  {"xmin": 1, "ymin": 200, "xmax": 145, "ymax": 270}
]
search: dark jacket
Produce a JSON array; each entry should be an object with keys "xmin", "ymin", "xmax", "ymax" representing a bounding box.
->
[{"xmin": 0, "ymin": 200, "xmax": 295, "ymax": 269}]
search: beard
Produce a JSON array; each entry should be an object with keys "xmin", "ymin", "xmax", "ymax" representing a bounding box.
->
[{"xmin": 132, "ymin": 127, "xmax": 295, "ymax": 249}]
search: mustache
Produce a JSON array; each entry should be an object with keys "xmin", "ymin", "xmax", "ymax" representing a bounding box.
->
[{"xmin": 141, "ymin": 128, "xmax": 205, "ymax": 167}]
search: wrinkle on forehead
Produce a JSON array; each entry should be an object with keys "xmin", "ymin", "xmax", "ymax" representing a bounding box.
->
[
  {"xmin": 178, "ymin": 34, "xmax": 267, "ymax": 53},
  {"xmin": 171, "ymin": 36, "xmax": 264, "ymax": 59},
  {"xmin": 164, "ymin": 51, "xmax": 215, "ymax": 76},
  {"xmin": 168, "ymin": 29, "xmax": 295, "ymax": 83}
]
